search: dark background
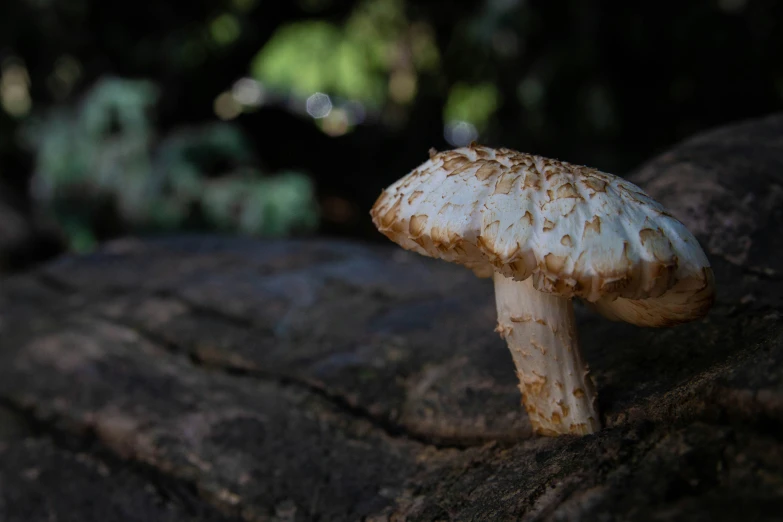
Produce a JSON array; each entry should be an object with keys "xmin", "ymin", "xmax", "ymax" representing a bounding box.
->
[{"xmin": 1, "ymin": 0, "xmax": 782, "ymax": 271}]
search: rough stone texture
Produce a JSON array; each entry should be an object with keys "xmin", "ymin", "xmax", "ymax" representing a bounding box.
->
[
  {"xmin": 1, "ymin": 114, "xmax": 783, "ymax": 520},
  {"xmin": 630, "ymin": 112, "xmax": 783, "ymax": 277}
]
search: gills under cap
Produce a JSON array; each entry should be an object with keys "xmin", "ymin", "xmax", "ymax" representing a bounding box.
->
[{"xmin": 371, "ymin": 143, "xmax": 714, "ymax": 327}]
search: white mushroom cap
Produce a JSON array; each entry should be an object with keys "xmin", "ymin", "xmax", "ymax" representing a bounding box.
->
[{"xmin": 371, "ymin": 144, "xmax": 714, "ymax": 327}]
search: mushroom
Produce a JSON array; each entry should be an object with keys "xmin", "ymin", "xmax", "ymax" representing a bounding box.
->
[{"xmin": 370, "ymin": 144, "xmax": 714, "ymax": 436}]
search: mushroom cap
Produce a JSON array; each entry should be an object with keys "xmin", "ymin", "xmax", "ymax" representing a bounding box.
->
[{"xmin": 370, "ymin": 144, "xmax": 714, "ymax": 327}]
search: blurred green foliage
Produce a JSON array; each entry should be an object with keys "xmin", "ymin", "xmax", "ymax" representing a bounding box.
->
[
  {"xmin": 254, "ymin": 21, "xmax": 381, "ymax": 103},
  {"xmin": 252, "ymin": 0, "xmax": 440, "ymax": 108},
  {"xmin": 1, "ymin": 0, "xmax": 783, "ymax": 261},
  {"xmin": 444, "ymin": 82, "xmax": 500, "ymax": 131},
  {"xmin": 22, "ymin": 78, "xmax": 318, "ymax": 252}
]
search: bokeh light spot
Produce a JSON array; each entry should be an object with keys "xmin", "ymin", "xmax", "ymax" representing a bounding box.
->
[
  {"xmin": 388, "ymin": 70, "xmax": 417, "ymax": 104},
  {"xmin": 306, "ymin": 92, "xmax": 332, "ymax": 118},
  {"xmin": 320, "ymin": 107, "xmax": 350, "ymax": 136},
  {"xmin": 1, "ymin": 58, "xmax": 32, "ymax": 118},
  {"xmin": 214, "ymin": 91, "xmax": 242, "ymax": 120},
  {"xmin": 232, "ymin": 77, "xmax": 265, "ymax": 106},
  {"xmin": 444, "ymin": 121, "xmax": 478, "ymax": 147},
  {"xmin": 210, "ymin": 13, "xmax": 241, "ymax": 46}
]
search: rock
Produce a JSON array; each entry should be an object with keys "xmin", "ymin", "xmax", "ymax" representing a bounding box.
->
[
  {"xmin": 629, "ymin": 113, "xmax": 783, "ymax": 274},
  {"xmin": 1, "ymin": 115, "xmax": 783, "ymax": 520}
]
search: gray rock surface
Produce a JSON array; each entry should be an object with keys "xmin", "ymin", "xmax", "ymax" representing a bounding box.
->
[{"xmin": 1, "ymin": 114, "xmax": 782, "ymax": 521}]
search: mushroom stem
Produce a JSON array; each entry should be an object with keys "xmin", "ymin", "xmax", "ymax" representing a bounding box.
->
[{"xmin": 493, "ymin": 272, "xmax": 601, "ymax": 436}]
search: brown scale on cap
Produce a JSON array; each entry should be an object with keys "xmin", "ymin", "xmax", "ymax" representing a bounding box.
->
[
  {"xmin": 407, "ymin": 190, "xmax": 424, "ymax": 205},
  {"xmin": 494, "ymin": 172, "xmax": 522, "ymax": 195},
  {"xmin": 582, "ymin": 177, "xmax": 608, "ymax": 197}
]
